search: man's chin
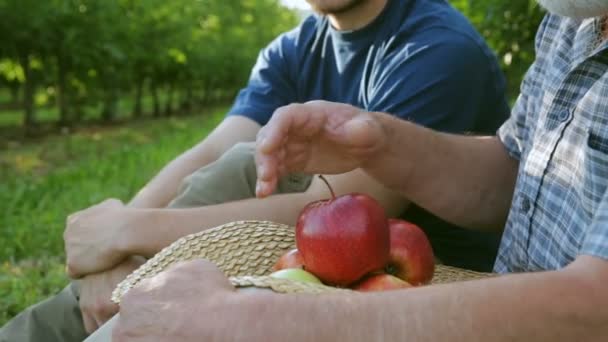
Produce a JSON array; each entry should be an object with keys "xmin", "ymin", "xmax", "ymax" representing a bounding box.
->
[
  {"xmin": 537, "ymin": 0, "xmax": 608, "ymax": 19},
  {"xmin": 308, "ymin": 0, "xmax": 366, "ymax": 15}
]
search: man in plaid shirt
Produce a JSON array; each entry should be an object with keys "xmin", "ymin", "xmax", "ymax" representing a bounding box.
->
[{"xmin": 108, "ymin": 1, "xmax": 608, "ymax": 341}]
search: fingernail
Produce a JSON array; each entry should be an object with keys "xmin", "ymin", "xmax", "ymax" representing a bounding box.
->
[{"xmin": 255, "ymin": 183, "xmax": 263, "ymax": 197}]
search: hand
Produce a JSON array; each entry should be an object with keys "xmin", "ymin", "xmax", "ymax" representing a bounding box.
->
[
  {"xmin": 113, "ymin": 259, "xmax": 262, "ymax": 342},
  {"xmin": 255, "ymin": 101, "xmax": 388, "ymax": 197},
  {"xmin": 64, "ymin": 198, "xmax": 137, "ymax": 277},
  {"xmin": 79, "ymin": 256, "xmax": 145, "ymax": 334}
]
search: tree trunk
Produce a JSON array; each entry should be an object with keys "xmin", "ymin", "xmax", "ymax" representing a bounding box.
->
[
  {"xmin": 18, "ymin": 52, "xmax": 36, "ymax": 131},
  {"xmin": 151, "ymin": 84, "xmax": 160, "ymax": 117},
  {"xmin": 9, "ymin": 82, "xmax": 20, "ymax": 106},
  {"xmin": 57, "ymin": 60, "xmax": 70, "ymax": 125},
  {"xmin": 164, "ymin": 83, "xmax": 174, "ymax": 116},
  {"xmin": 133, "ymin": 78, "xmax": 144, "ymax": 118},
  {"xmin": 180, "ymin": 85, "xmax": 193, "ymax": 114},
  {"xmin": 201, "ymin": 83, "xmax": 210, "ymax": 105},
  {"xmin": 101, "ymin": 87, "xmax": 119, "ymax": 122}
]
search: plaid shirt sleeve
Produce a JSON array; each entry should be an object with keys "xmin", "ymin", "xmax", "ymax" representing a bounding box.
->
[
  {"xmin": 497, "ymin": 91, "xmax": 529, "ymax": 160},
  {"xmin": 582, "ymin": 191, "xmax": 608, "ymax": 260},
  {"xmin": 498, "ymin": 16, "xmax": 552, "ymax": 160}
]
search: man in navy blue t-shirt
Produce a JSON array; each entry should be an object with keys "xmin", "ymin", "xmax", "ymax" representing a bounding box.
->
[
  {"xmin": 227, "ymin": 0, "xmax": 511, "ymax": 272},
  {"xmin": 1, "ymin": 1, "xmax": 509, "ymax": 341}
]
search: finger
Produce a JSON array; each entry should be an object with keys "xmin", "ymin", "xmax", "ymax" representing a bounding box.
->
[
  {"xmin": 168, "ymin": 259, "xmax": 234, "ymax": 292},
  {"xmin": 256, "ymin": 111, "xmax": 292, "ymax": 155},
  {"xmin": 254, "ymin": 161, "xmax": 279, "ymax": 198},
  {"xmin": 256, "ymin": 179, "xmax": 278, "ymax": 198},
  {"xmin": 254, "ymin": 146, "xmax": 281, "ymax": 197},
  {"xmin": 93, "ymin": 316, "xmax": 105, "ymax": 333},
  {"xmin": 82, "ymin": 311, "xmax": 99, "ymax": 334},
  {"xmin": 97, "ymin": 302, "xmax": 119, "ymax": 326},
  {"xmin": 260, "ymin": 104, "xmax": 322, "ymax": 154},
  {"xmin": 255, "ymin": 147, "xmax": 281, "ymax": 182},
  {"xmin": 66, "ymin": 259, "xmax": 84, "ymax": 279}
]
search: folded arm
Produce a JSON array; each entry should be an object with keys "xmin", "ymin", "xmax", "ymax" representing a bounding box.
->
[
  {"xmin": 65, "ymin": 115, "xmax": 260, "ymax": 276},
  {"xmin": 260, "ymin": 255, "xmax": 608, "ymax": 342},
  {"xmin": 122, "ymin": 169, "xmax": 406, "ymax": 258},
  {"xmin": 113, "ymin": 255, "xmax": 608, "ymax": 342}
]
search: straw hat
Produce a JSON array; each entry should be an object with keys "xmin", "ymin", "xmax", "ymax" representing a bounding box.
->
[{"xmin": 112, "ymin": 220, "xmax": 492, "ymax": 303}]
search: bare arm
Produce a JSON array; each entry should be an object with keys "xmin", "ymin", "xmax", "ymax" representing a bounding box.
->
[
  {"xmin": 255, "ymin": 101, "xmax": 518, "ymax": 232},
  {"xmin": 247, "ymin": 255, "xmax": 608, "ymax": 342},
  {"xmin": 114, "ymin": 256, "xmax": 608, "ymax": 341},
  {"xmin": 128, "ymin": 116, "xmax": 261, "ymax": 208},
  {"xmin": 364, "ymin": 113, "xmax": 518, "ymax": 231},
  {"xmin": 65, "ymin": 115, "xmax": 261, "ymax": 277},
  {"xmin": 122, "ymin": 169, "xmax": 406, "ymax": 258}
]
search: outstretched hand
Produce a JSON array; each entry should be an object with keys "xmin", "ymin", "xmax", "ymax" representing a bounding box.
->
[{"xmin": 255, "ymin": 101, "xmax": 388, "ymax": 197}]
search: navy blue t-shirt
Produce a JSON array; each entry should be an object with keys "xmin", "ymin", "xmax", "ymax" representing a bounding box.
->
[{"xmin": 228, "ymin": 0, "xmax": 510, "ymax": 271}]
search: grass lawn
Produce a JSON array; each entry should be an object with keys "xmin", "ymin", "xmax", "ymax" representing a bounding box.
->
[{"xmin": 0, "ymin": 107, "xmax": 225, "ymax": 325}]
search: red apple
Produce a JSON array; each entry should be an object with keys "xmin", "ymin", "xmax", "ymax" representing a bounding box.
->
[
  {"xmin": 273, "ymin": 249, "xmax": 305, "ymax": 271},
  {"xmin": 353, "ymin": 273, "xmax": 413, "ymax": 292},
  {"xmin": 386, "ymin": 219, "xmax": 435, "ymax": 285},
  {"xmin": 296, "ymin": 176, "xmax": 390, "ymax": 286}
]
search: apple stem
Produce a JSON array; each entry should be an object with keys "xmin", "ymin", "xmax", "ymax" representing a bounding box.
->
[{"xmin": 318, "ymin": 175, "xmax": 336, "ymax": 200}]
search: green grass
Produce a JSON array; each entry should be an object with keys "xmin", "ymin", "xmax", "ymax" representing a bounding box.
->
[{"xmin": 0, "ymin": 107, "xmax": 224, "ymax": 325}]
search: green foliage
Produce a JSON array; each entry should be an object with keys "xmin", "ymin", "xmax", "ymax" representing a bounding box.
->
[
  {"xmin": 0, "ymin": 108, "xmax": 224, "ymax": 325},
  {"xmin": 451, "ymin": 0, "xmax": 546, "ymax": 96},
  {"xmin": 0, "ymin": 0, "xmax": 298, "ymax": 126}
]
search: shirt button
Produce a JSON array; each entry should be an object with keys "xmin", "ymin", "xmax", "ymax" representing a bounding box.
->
[
  {"xmin": 521, "ymin": 196, "xmax": 531, "ymax": 213},
  {"xmin": 557, "ymin": 109, "xmax": 571, "ymax": 122}
]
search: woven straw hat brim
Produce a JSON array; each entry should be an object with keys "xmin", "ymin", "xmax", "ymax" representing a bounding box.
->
[{"xmin": 112, "ymin": 220, "xmax": 492, "ymax": 303}]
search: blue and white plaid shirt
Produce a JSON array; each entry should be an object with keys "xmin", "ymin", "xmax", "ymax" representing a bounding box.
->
[{"xmin": 496, "ymin": 14, "xmax": 608, "ymax": 273}]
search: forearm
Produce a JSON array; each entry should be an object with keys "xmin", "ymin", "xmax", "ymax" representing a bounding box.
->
[
  {"xmin": 365, "ymin": 112, "xmax": 519, "ymax": 231},
  {"xmin": 123, "ymin": 170, "xmax": 406, "ymax": 258},
  {"xmin": 254, "ymin": 258, "xmax": 606, "ymax": 342},
  {"xmin": 124, "ymin": 194, "xmax": 311, "ymax": 257}
]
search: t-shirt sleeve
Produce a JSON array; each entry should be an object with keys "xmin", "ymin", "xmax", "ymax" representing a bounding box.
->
[
  {"xmin": 365, "ymin": 28, "xmax": 506, "ymax": 134},
  {"xmin": 226, "ymin": 32, "xmax": 298, "ymax": 126},
  {"xmin": 582, "ymin": 191, "xmax": 608, "ymax": 260}
]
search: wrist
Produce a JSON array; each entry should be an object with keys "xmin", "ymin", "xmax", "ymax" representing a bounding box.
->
[
  {"xmin": 118, "ymin": 208, "xmax": 156, "ymax": 256},
  {"xmin": 362, "ymin": 112, "xmax": 417, "ymax": 190}
]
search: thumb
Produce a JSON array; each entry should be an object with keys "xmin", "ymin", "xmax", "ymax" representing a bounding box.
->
[{"xmin": 167, "ymin": 259, "xmax": 235, "ymax": 292}]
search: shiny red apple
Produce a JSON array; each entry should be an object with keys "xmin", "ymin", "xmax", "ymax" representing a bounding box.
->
[
  {"xmin": 296, "ymin": 176, "xmax": 390, "ymax": 286},
  {"xmin": 353, "ymin": 273, "xmax": 413, "ymax": 292},
  {"xmin": 386, "ymin": 219, "xmax": 435, "ymax": 286},
  {"xmin": 273, "ymin": 249, "xmax": 305, "ymax": 271}
]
